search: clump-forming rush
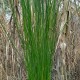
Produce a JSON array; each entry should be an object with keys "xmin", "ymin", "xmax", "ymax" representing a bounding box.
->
[{"xmin": 19, "ymin": 0, "xmax": 58, "ymax": 80}]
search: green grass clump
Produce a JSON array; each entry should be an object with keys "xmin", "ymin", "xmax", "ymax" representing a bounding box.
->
[
  {"xmin": 9, "ymin": 0, "xmax": 58, "ymax": 80},
  {"xmin": 20, "ymin": 0, "xmax": 58, "ymax": 80}
]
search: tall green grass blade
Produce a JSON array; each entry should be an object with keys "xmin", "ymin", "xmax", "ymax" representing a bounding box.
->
[{"xmin": 9, "ymin": 0, "xmax": 59, "ymax": 80}]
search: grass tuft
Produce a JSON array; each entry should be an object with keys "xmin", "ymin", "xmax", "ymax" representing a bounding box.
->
[{"xmin": 9, "ymin": 0, "xmax": 59, "ymax": 80}]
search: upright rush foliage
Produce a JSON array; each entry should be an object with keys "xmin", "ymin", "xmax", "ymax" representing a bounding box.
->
[
  {"xmin": 7, "ymin": 0, "xmax": 58, "ymax": 80},
  {"xmin": 20, "ymin": 0, "xmax": 58, "ymax": 80}
]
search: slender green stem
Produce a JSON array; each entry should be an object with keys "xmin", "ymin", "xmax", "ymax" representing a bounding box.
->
[{"xmin": 9, "ymin": 0, "xmax": 59, "ymax": 80}]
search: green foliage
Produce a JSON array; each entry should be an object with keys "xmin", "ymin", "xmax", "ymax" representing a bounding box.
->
[{"xmin": 10, "ymin": 0, "xmax": 58, "ymax": 80}]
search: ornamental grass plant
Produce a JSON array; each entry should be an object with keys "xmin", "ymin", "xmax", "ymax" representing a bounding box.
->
[{"xmin": 4, "ymin": 0, "xmax": 58, "ymax": 80}]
